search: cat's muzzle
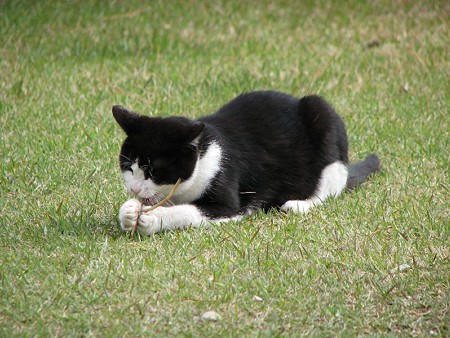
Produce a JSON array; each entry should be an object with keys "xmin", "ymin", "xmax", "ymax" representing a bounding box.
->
[{"xmin": 141, "ymin": 196, "xmax": 161, "ymax": 206}]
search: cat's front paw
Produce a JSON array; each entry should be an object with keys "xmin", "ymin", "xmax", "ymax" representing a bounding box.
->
[
  {"xmin": 137, "ymin": 212, "xmax": 163, "ymax": 235},
  {"xmin": 118, "ymin": 199, "xmax": 141, "ymax": 231}
]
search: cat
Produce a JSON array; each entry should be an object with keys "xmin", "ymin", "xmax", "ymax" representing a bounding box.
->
[{"xmin": 113, "ymin": 91, "xmax": 380, "ymax": 235}]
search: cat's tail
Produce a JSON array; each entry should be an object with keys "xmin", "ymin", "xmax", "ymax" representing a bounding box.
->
[{"xmin": 346, "ymin": 153, "xmax": 381, "ymax": 190}]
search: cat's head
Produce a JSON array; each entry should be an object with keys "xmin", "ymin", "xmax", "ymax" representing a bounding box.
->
[{"xmin": 112, "ymin": 105, "xmax": 204, "ymax": 205}]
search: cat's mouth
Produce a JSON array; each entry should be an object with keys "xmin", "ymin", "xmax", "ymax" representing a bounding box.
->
[{"xmin": 141, "ymin": 196, "xmax": 162, "ymax": 206}]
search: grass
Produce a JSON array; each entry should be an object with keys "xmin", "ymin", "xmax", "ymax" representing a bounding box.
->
[{"xmin": 0, "ymin": 0, "xmax": 448, "ymax": 336}]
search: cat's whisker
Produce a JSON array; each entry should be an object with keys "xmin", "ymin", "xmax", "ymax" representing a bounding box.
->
[
  {"xmin": 163, "ymin": 199, "xmax": 176, "ymax": 207},
  {"xmin": 156, "ymin": 192, "xmax": 176, "ymax": 207},
  {"xmin": 120, "ymin": 154, "xmax": 134, "ymax": 162},
  {"xmin": 153, "ymin": 192, "xmax": 165, "ymax": 203}
]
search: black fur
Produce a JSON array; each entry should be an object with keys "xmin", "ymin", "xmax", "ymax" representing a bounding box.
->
[{"xmin": 113, "ymin": 90, "xmax": 380, "ymax": 218}]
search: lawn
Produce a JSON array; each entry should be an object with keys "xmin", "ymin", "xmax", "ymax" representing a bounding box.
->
[{"xmin": 0, "ymin": 0, "xmax": 448, "ymax": 336}]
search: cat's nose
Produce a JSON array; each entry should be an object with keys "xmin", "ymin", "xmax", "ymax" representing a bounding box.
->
[{"xmin": 131, "ymin": 187, "xmax": 141, "ymax": 195}]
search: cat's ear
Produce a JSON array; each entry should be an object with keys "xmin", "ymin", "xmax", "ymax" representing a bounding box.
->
[
  {"xmin": 188, "ymin": 122, "xmax": 205, "ymax": 143},
  {"xmin": 112, "ymin": 105, "xmax": 141, "ymax": 135}
]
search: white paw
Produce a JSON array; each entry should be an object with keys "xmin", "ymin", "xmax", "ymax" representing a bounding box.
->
[
  {"xmin": 118, "ymin": 199, "xmax": 141, "ymax": 231},
  {"xmin": 137, "ymin": 212, "xmax": 163, "ymax": 235},
  {"xmin": 281, "ymin": 200, "xmax": 312, "ymax": 214}
]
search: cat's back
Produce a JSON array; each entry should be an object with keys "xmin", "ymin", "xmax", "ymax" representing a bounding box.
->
[
  {"xmin": 224, "ymin": 90, "xmax": 299, "ymax": 111},
  {"xmin": 205, "ymin": 90, "xmax": 345, "ymax": 134},
  {"xmin": 199, "ymin": 90, "xmax": 348, "ymax": 164},
  {"xmin": 205, "ymin": 90, "xmax": 299, "ymax": 123},
  {"xmin": 199, "ymin": 91, "xmax": 305, "ymax": 145}
]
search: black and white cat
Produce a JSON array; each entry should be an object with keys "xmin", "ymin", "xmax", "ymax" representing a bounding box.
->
[{"xmin": 113, "ymin": 91, "xmax": 380, "ymax": 235}]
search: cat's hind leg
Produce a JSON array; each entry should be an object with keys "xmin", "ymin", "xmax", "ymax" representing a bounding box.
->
[{"xmin": 281, "ymin": 161, "xmax": 348, "ymax": 214}]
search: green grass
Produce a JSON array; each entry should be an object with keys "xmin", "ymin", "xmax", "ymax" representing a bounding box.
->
[{"xmin": 1, "ymin": 0, "xmax": 448, "ymax": 336}]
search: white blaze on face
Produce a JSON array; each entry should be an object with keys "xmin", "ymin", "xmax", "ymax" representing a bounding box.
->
[{"xmin": 122, "ymin": 162, "xmax": 148, "ymax": 197}]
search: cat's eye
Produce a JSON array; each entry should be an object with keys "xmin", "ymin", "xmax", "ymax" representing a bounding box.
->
[
  {"xmin": 139, "ymin": 162, "xmax": 154, "ymax": 179},
  {"xmin": 122, "ymin": 165, "xmax": 133, "ymax": 173},
  {"xmin": 121, "ymin": 162, "xmax": 133, "ymax": 172}
]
